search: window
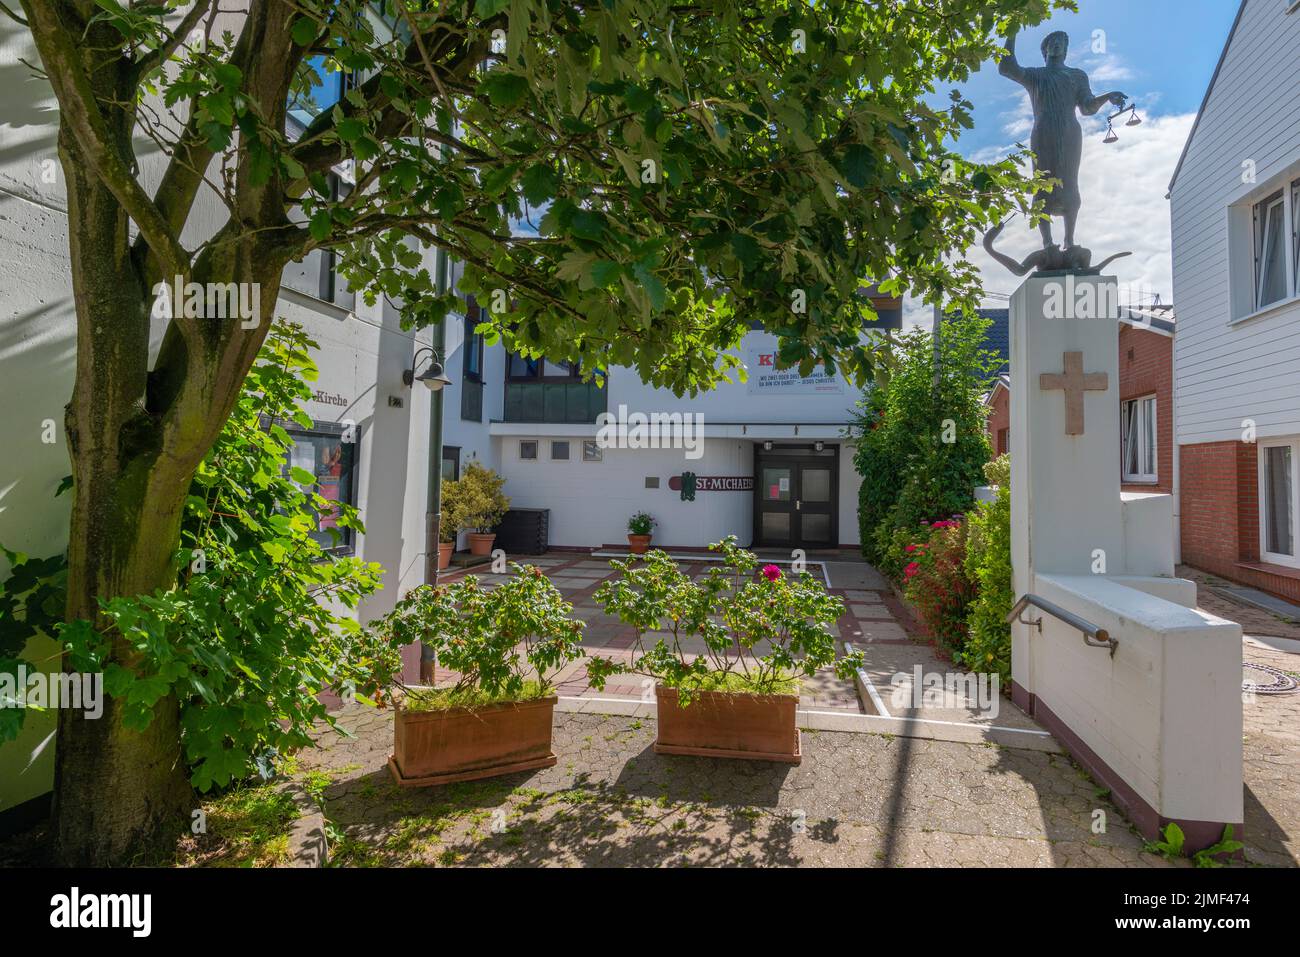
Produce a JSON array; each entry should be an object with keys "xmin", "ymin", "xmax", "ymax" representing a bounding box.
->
[
  {"xmin": 281, "ymin": 173, "xmax": 354, "ymax": 309},
  {"xmin": 997, "ymin": 428, "xmax": 1009, "ymax": 456},
  {"xmin": 287, "ymin": 55, "xmax": 348, "ymax": 129},
  {"xmin": 1293, "ymin": 180, "xmax": 1300, "ymax": 292},
  {"xmin": 279, "ymin": 420, "xmax": 358, "ymax": 555},
  {"xmin": 1261, "ymin": 440, "xmax": 1299, "ymax": 566},
  {"xmin": 461, "ymin": 298, "xmax": 484, "ymax": 422},
  {"xmin": 507, "ymin": 353, "xmax": 540, "ymax": 380},
  {"xmin": 1121, "ymin": 395, "xmax": 1157, "ymax": 483},
  {"xmin": 441, "ymin": 445, "xmax": 461, "ymax": 481},
  {"xmin": 463, "ymin": 302, "xmax": 483, "ymax": 382},
  {"xmin": 582, "ymin": 440, "xmax": 602, "ymax": 462},
  {"xmin": 551, "ymin": 440, "xmax": 570, "ymax": 461},
  {"xmin": 1254, "ymin": 190, "xmax": 1288, "ymax": 309},
  {"xmin": 519, "ymin": 440, "xmax": 538, "ymax": 460}
]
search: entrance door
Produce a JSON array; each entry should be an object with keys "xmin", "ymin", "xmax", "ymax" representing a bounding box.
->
[{"xmin": 754, "ymin": 445, "xmax": 838, "ymax": 548}]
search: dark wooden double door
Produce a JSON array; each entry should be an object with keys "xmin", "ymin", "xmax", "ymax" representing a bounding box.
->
[{"xmin": 753, "ymin": 444, "xmax": 838, "ymax": 549}]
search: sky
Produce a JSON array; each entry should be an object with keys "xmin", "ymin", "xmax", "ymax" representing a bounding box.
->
[{"xmin": 905, "ymin": 0, "xmax": 1244, "ymax": 327}]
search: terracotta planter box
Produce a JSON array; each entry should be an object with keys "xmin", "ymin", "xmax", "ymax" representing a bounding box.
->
[
  {"xmin": 467, "ymin": 532, "xmax": 496, "ymax": 556},
  {"xmin": 627, "ymin": 534, "xmax": 652, "ymax": 554},
  {"xmin": 437, "ymin": 542, "xmax": 454, "ymax": 570},
  {"xmin": 388, "ymin": 696, "xmax": 558, "ymax": 787},
  {"xmin": 654, "ymin": 685, "xmax": 801, "ymax": 764}
]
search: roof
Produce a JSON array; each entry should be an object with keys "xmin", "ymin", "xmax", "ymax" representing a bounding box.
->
[
  {"xmin": 1166, "ymin": 0, "xmax": 1249, "ymax": 197},
  {"xmin": 975, "ymin": 308, "xmax": 1010, "ymax": 375},
  {"xmin": 1119, "ymin": 303, "xmax": 1176, "ymax": 336}
]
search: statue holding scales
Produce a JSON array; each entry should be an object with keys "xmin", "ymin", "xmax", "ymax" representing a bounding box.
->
[{"xmin": 984, "ymin": 27, "xmax": 1139, "ymax": 275}]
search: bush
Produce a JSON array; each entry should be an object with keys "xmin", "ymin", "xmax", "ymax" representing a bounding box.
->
[
  {"xmin": 369, "ymin": 563, "xmax": 584, "ymax": 705},
  {"xmin": 586, "ymin": 536, "xmax": 863, "ymax": 700},
  {"xmin": 443, "ymin": 460, "xmax": 510, "ymax": 533},
  {"xmin": 627, "ymin": 511, "xmax": 656, "ymax": 535},
  {"xmin": 57, "ymin": 322, "xmax": 390, "ymax": 791},
  {"xmin": 852, "ymin": 316, "xmax": 996, "ymax": 564},
  {"xmin": 902, "ymin": 518, "xmax": 975, "ymax": 656},
  {"xmin": 962, "ymin": 455, "xmax": 1012, "ymax": 681}
]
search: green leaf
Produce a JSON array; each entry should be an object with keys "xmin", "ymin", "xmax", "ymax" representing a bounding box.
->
[
  {"xmin": 479, "ymin": 72, "xmax": 529, "ymax": 109},
  {"xmin": 291, "ymin": 16, "xmax": 318, "ymax": 48}
]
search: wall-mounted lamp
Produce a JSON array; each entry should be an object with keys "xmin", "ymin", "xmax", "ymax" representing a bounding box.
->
[
  {"xmin": 763, "ymin": 440, "xmax": 773, "ymax": 451},
  {"xmin": 403, "ymin": 346, "xmax": 452, "ymax": 392},
  {"xmin": 814, "ymin": 441, "xmax": 825, "ymax": 452}
]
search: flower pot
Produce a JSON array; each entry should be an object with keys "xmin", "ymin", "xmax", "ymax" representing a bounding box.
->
[
  {"xmin": 627, "ymin": 534, "xmax": 652, "ymax": 554},
  {"xmin": 388, "ymin": 696, "xmax": 558, "ymax": 787},
  {"xmin": 437, "ymin": 542, "xmax": 454, "ymax": 570},
  {"xmin": 467, "ymin": 532, "xmax": 496, "ymax": 556},
  {"xmin": 653, "ymin": 685, "xmax": 801, "ymax": 764}
]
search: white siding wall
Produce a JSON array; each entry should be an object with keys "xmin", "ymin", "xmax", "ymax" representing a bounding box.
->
[{"xmin": 1170, "ymin": 0, "xmax": 1300, "ymax": 446}]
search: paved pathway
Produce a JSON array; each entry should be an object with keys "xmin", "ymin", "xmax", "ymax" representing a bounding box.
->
[{"xmin": 301, "ymin": 704, "xmax": 1174, "ymax": 867}]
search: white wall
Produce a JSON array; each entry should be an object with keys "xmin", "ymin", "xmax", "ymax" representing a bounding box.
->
[{"xmin": 1170, "ymin": 0, "xmax": 1300, "ymax": 446}]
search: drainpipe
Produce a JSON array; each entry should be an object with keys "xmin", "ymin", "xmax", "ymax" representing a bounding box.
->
[{"xmin": 419, "ymin": 246, "xmax": 449, "ymax": 682}]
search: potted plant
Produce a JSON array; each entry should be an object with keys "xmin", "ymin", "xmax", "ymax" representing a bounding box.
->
[
  {"xmin": 626, "ymin": 511, "xmax": 656, "ymax": 554},
  {"xmin": 587, "ymin": 537, "xmax": 862, "ymax": 764},
  {"xmin": 444, "ymin": 460, "xmax": 510, "ymax": 557},
  {"xmin": 436, "ymin": 506, "xmax": 455, "ymax": 570},
  {"xmin": 370, "ymin": 565, "xmax": 584, "ymax": 787}
]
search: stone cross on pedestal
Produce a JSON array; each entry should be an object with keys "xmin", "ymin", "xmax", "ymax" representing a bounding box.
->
[{"xmin": 1039, "ymin": 351, "xmax": 1108, "ymax": 435}]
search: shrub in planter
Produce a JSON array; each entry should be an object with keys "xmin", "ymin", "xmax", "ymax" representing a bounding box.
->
[
  {"xmin": 371, "ymin": 564, "xmax": 583, "ymax": 786},
  {"xmin": 587, "ymin": 537, "xmax": 863, "ymax": 763},
  {"xmin": 962, "ymin": 455, "xmax": 1012, "ymax": 682},
  {"xmin": 626, "ymin": 511, "xmax": 656, "ymax": 553},
  {"xmin": 443, "ymin": 460, "xmax": 510, "ymax": 556},
  {"xmin": 902, "ymin": 518, "xmax": 975, "ymax": 657}
]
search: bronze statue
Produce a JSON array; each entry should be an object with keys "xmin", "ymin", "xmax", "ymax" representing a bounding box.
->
[{"xmin": 988, "ymin": 27, "xmax": 1133, "ymax": 274}]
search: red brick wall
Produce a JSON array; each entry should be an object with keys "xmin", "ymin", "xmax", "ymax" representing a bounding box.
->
[
  {"xmin": 1180, "ymin": 438, "xmax": 1300, "ymax": 603},
  {"xmin": 1118, "ymin": 325, "xmax": 1173, "ymax": 494},
  {"xmin": 986, "ymin": 386, "xmax": 1009, "ymax": 458}
]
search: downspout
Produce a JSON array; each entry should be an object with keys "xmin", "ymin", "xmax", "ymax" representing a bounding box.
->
[{"xmin": 419, "ymin": 246, "xmax": 449, "ymax": 682}]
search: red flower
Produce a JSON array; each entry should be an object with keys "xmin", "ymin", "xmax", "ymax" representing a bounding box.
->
[
  {"xmin": 903, "ymin": 562, "xmax": 921, "ymax": 579},
  {"xmin": 904, "ymin": 544, "xmax": 918, "ymax": 553},
  {"xmin": 761, "ymin": 564, "xmax": 782, "ymax": 582}
]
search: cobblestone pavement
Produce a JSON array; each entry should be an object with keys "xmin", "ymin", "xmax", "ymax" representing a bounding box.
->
[{"xmin": 299, "ymin": 705, "xmax": 1178, "ymax": 867}]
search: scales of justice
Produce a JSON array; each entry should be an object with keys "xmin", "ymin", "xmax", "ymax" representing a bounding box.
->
[{"xmin": 983, "ymin": 27, "xmax": 1143, "ymax": 276}]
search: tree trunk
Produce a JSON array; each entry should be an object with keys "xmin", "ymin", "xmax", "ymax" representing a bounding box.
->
[{"xmin": 51, "ymin": 121, "xmax": 195, "ymax": 865}]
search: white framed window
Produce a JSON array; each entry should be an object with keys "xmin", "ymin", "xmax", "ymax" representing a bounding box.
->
[
  {"xmin": 1121, "ymin": 395, "xmax": 1158, "ymax": 483},
  {"xmin": 1292, "ymin": 179, "xmax": 1300, "ymax": 293},
  {"xmin": 1260, "ymin": 438, "xmax": 1299, "ymax": 568},
  {"xmin": 1254, "ymin": 189, "xmax": 1288, "ymax": 309},
  {"xmin": 519, "ymin": 439, "xmax": 538, "ymax": 460},
  {"xmin": 550, "ymin": 440, "xmax": 570, "ymax": 461},
  {"xmin": 582, "ymin": 439, "xmax": 602, "ymax": 462}
]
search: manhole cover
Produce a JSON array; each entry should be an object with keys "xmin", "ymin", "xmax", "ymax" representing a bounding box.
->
[{"xmin": 1243, "ymin": 662, "xmax": 1299, "ymax": 695}]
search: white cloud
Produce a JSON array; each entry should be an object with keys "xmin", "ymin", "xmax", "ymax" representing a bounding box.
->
[{"xmin": 906, "ymin": 111, "xmax": 1195, "ymax": 329}]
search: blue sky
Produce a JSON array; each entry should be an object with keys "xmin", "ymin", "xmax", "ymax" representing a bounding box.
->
[{"xmin": 909, "ymin": 0, "xmax": 1244, "ymax": 320}]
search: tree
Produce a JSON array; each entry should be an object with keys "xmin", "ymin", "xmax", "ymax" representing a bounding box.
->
[{"xmin": 10, "ymin": 0, "xmax": 1062, "ymax": 863}]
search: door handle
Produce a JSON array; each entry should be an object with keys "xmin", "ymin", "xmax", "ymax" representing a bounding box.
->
[{"xmin": 796, "ymin": 500, "xmax": 801, "ymax": 510}]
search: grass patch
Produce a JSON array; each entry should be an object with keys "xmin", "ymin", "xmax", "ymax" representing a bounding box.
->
[
  {"xmin": 176, "ymin": 783, "xmax": 300, "ymax": 868},
  {"xmin": 401, "ymin": 680, "xmax": 551, "ymax": 712}
]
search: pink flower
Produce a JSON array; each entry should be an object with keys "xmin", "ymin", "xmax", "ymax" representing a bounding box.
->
[
  {"xmin": 903, "ymin": 562, "xmax": 921, "ymax": 579},
  {"xmin": 904, "ymin": 544, "xmax": 918, "ymax": 553},
  {"xmin": 761, "ymin": 564, "xmax": 782, "ymax": 582}
]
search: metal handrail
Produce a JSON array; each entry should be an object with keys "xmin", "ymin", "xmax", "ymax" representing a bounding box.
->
[{"xmin": 1006, "ymin": 593, "xmax": 1118, "ymax": 657}]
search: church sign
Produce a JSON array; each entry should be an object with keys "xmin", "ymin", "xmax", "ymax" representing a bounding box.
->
[{"xmin": 668, "ymin": 473, "xmax": 754, "ymax": 501}]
